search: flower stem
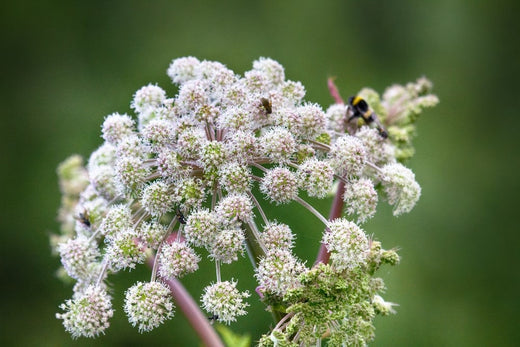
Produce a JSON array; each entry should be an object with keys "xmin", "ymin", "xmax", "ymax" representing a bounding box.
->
[
  {"xmin": 243, "ymin": 219, "xmax": 266, "ymax": 267},
  {"xmin": 294, "ymin": 196, "xmax": 329, "ymax": 226},
  {"xmin": 147, "ymin": 257, "xmax": 224, "ymax": 347},
  {"xmin": 314, "ymin": 180, "xmax": 345, "ymax": 266},
  {"xmin": 327, "ymin": 77, "xmax": 345, "ymax": 104},
  {"xmin": 247, "ymin": 191, "xmax": 269, "ymax": 226}
]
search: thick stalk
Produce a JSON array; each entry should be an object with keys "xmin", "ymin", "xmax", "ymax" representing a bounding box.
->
[
  {"xmin": 315, "ymin": 78, "xmax": 348, "ymax": 265},
  {"xmin": 327, "ymin": 77, "xmax": 345, "ymax": 104},
  {"xmin": 314, "ymin": 180, "xmax": 345, "ymax": 266},
  {"xmin": 147, "ymin": 258, "xmax": 224, "ymax": 347}
]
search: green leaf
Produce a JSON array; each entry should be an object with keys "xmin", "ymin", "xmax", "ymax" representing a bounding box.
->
[{"xmin": 215, "ymin": 324, "xmax": 251, "ymax": 347}]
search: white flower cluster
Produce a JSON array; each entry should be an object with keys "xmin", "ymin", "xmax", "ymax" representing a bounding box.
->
[
  {"xmin": 53, "ymin": 57, "xmax": 431, "ymax": 340},
  {"xmin": 201, "ymin": 280, "xmax": 250, "ymax": 324},
  {"xmin": 124, "ymin": 281, "xmax": 175, "ymax": 332},
  {"xmin": 56, "ymin": 285, "xmax": 113, "ymax": 339}
]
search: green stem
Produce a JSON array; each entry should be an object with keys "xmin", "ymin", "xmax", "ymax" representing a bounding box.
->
[{"xmin": 242, "ymin": 219, "xmax": 266, "ymax": 266}]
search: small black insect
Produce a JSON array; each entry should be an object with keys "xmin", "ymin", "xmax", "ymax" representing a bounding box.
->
[
  {"xmin": 176, "ymin": 208, "xmax": 187, "ymax": 224},
  {"xmin": 260, "ymin": 97, "xmax": 272, "ymax": 114},
  {"xmin": 208, "ymin": 314, "xmax": 219, "ymax": 324},
  {"xmin": 347, "ymin": 96, "xmax": 388, "ymax": 138},
  {"xmin": 75, "ymin": 210, "xmax": 91, "ymax": 228}
]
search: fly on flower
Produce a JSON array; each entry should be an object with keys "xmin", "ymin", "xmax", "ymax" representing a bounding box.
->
[
  {"xmin": 208, "ymin": 314, "xmax": 219, "ymax": 325},
  {"xmin": 75, "ymin": 210, "xmax": 91, "ymax": 228},
  {"xmin": 260, "ymin": 97, "xmax": 272, "ymax": 114},
  {"xmin": 347, "ymin": 96, "xmax": 388, "ymax": 138},
  {"xmin": 176, "ymin": 208, "xmax": 187, "ymax": 224}
]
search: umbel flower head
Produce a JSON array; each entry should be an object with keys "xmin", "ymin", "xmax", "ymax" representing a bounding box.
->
[
  {"xmin": 124, "ymin": 281, "xmax": 175, "ymax": 333},
  {"xmin": 201, "ymin": 280, "xmax": 250, "ymax": 324},
  {"xmin": 56, "ymin": 285, "xmax": 113, "ymax": 339},
  {"xmin": 52, "ymin": 56, "xmax": 436, "ymax": 343}
]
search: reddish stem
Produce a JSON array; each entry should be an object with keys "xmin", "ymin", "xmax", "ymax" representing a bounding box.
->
[
  {"xmin": 327, "ymin": 77, "xmax": 345, "ymax": 104},
  {"xmin": 315, "ymin": 78, "xmax": 348, "ymax": 265},
  {"xmin": 163, "ymin": 277, "xmax": 224, "ymax": 347},
  {"xmin": 148, "ymin": 256, "xmax": 224, "ymax": 347},
  {"xmin": 314, "ymin": 180, "xmax": 345, "ymax": 265}
]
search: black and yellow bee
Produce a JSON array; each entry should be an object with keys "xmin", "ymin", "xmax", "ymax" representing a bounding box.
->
[
  {"xmin": 260, "ymin": 97, "xmax": 272, "ymax": 115},
  {"xmin": 347, "ymin": 96, "xmax": 388, "ymax": 138}
]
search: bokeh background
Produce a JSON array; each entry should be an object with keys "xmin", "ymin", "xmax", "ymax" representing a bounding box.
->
[{"xmin": 2, "ymin": 0, "xmax": 519, "ymax": 346}]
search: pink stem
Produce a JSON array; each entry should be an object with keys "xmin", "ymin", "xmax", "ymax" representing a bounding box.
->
[
  {"xmin": 327, "ymin": 77, "xmax": 345, "ymax": 104},
  {"xmin": 148, "ymin": 256, "xmax": 224, "ymax": 347},
  {"xmin": 315, "ymin": 78, "xmax": 348, "ymax": 265},
  {"xmin": 163, "ymin": 277, "xmax": 224, "ymax": 347},
  {"xmin": 314, "ymin": 180, "xmax": 345, "ymax": 266}
]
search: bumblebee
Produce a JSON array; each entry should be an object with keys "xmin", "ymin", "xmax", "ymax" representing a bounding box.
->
[
  {"xmin": 75, "ymin": 210, "xmax": 91, "ymax": 228},
  {"xmin": 260, "ymin": 97, "xmax": 272, "ymax": 114},
  {"xmin": 347, "ymin": 96, "xmax": 388, "ymax": 138},
  {"xmin": 176, "ymin": 208, "xmax": 187, "ymax": 225}
]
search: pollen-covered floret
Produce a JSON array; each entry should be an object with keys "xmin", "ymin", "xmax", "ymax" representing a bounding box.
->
[
  {"xmin": 124, "ymin": 281, "xmax": 175, "ymax": 332},
  {"xmin": 225, "ymin": 130, "xmax": 258, "ymax": 161},
  {"xmin": 294, "ymin": 103, "xmax": 326, "ymax": 139},
  {"xmin": 56, "ymin": 285, "xmax": 113, "ymax": 339},
  {"xmin": 157, "ymin": 149, "xmax": 184, "ymax": 182},
  {"xmin": 328, "ymin": 135, "xmax": 367, "ymax": 177},
  {"xmin": 379, "ymin": 163, "xmax": 421, "ymax": 216},
  {"xmin": 87, "ymin": 143, "xmax": 117, "ymax": 172},
  {"xmin": 217, "ymin": 106, "xmax": 253, "ymax": 131},
  {"xmin": 141, "ymin": 181, "xmax": 174, "ymax": 217},
  {"xmin": 260, "ymin": 167, "xmax": 298, "ymax": 204},
  {"xmin": 252, "ymin": 57, "xmax": 285, "ymax": 86},
  {"xmin": 184, "ymin": 208, "xmax": 219, "ymax": 248},
  {"xmin": 172, "ymin": 177, "xmax": 205, "ymax": 209},
  {"xmin": 176, "ymin": 80, "xmax": 209, "ymax": 114},
  {"xmin": 256, "ymin": 249, "xmax": 306, "ymax": 297},
  {"xmin": 101, "ymin": 113, "xmax": 135, "ymax": 145},
  {"xmin": 322, "ymin": 218, "xmax": 370, "ymax": 271},
  {"xmin": 158, "ymin": 241, "xmax": 200, "ymax": 279},
  {"xmin": 260, "ymin": 222, "xmax": 295, "ymax": 252},
  {"xmin": 201, "ymin": 280, "xmax": 250, "ymax": 324},
  {"xmin": 209, "ymin": 227, "xmax": 245, "ymax": 264},
  {"xmin": 326, "ymin": 104, "xmax": 348, "ymax": 135},
  {"xmin": 105, "ymin": 228, "xmax": 146, "ymax": 271},
  {"xmin": 215, "ymin": 193, "xmax": 253, "ymax": 225},
  {"xmin": 115, "ymin": 135, "xmax": 147, "ymax": 159},
  {"xmin": 141, "ymin": 119, "xmax": 175, "ymax": 149},
  {"xmin": 343, "ymin": 178, "xmax": 378, "ymax": 224},
  {"xmin": 355, "ymin": 126, "xmax": 394, "ymax": 166},
  {"xmin": 98, "ymin": 204, "xmax": 132, "ymax": 238},
  {"xmin": 115, "ymin": 156, "xmax": 150, "ymax": 194},
  {"xmin": 260, "ymin": 127, "xmax": 296, "ymax": 163},
  {"xmin": 89, "ymin": 165, "xmax": 118, "ymax": 200},
  {"xmin": 200, "ymin": 141, "xmax": 227, "ymax": 176},
  {"xmin": 280, "ymin": 80, "xmax": 306, "ymax": 105},
  {"xmin": 138, "ymin": 221, "xmax": 168, "ymax": 249},
  {"xmin": 297, "ymin": 158, "xmax": 334, "ymax": 198},
  {"xmin": 58, "ymin": 236, "xmax": 100, "ymax": 280},
  {"xmin": 167, "ymin": 56, "xmax": 200, "ymax": 84},
  {"xmin": 131, "ymin": 84, "xmax": 167, "ymax": 114},
  {"xmin": 176, "ymin": 127, "xmax": 207, "ymax": 159},
  {"xmin": 218, "ymin": 162, "xmax": 252, "ymax": 193}
]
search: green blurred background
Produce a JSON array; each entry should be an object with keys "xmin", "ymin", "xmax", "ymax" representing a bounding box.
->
[{"xmin": 2, "ymin": 0, "xmax": 519, "ymax": 346}]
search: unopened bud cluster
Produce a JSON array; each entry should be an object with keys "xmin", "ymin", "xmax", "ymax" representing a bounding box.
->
[{"xmin": 52, "ymin": 56, "xmax": 436, "ymax": 344}]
